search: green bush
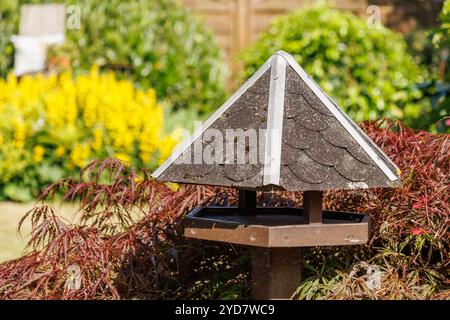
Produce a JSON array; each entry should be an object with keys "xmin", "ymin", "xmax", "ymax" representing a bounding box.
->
[
  {"xmin": 403, "ymin": 0, "xmax": 450, "ymax": 133},
  {"xmin": 0, "ymin": 0, "xmax": 228, "ymax": 113},
  {"xmin": 241, "ymin": 4, "xmax": 428, "ymax": 124},
  {"xmin": 427, "ymin": 0, "xmax": 450, "ymax": 133},
  {"xmin": 432, "ymin": 0, "xmax": 450, "ymax": 51}
]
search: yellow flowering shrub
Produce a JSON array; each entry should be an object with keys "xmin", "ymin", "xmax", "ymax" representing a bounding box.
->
[{"xmin": 0, "ymin": 68, "xmax": 180, "ymax": 201}]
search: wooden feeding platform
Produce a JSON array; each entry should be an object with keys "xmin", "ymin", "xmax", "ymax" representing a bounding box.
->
[
  {"xmin": 152, "ymin": 51, "xmax": 401, "ymax": 300},
  {"xmin": 184, "ymin": 207, "xmax": 370, "ymax": 248}
]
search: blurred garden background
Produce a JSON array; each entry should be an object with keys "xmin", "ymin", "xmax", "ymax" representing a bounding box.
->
[{"xmin": 0, "ymin": 0, "xmax": 448, "ymax": 299}]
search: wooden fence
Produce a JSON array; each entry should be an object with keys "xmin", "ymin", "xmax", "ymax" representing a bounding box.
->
[{"xmin": 181, "ymin": 0, "xmax": 442, "ymax": 76}]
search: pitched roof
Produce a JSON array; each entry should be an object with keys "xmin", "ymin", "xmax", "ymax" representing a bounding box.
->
[{"xmin": 152, "ymin": 51, "xmax": 401, "ymax": 191}]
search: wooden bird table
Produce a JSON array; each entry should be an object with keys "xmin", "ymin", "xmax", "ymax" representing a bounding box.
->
[{"xmin": 152, "ymin": 51, "xmax": 400, "ymax": 300}]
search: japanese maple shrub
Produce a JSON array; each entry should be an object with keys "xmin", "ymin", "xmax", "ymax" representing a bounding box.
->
[{"xmin": 0, "ymin": 121, "xmax": 448, "ymax": 299}]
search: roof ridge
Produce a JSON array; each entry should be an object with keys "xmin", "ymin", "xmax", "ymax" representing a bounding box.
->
[{"xmin": 263, "ymin": 53, "xmax": 286, "ymax": 186}]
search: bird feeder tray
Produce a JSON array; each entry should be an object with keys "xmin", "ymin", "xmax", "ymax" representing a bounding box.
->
[{"xmin": 184, "ymin": 207, "xmax": 369, "ymax": 247}]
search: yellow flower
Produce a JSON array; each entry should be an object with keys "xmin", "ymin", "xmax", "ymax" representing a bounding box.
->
[
  {"xmin": 114, "ymin": 153, "xmax": 131, "ymax": 163},
  {"xmin": 32, "ymin": 145, "xmax": 45, "ymax": 163},
  {"xmin": 12, "ymin": 121, "xmax": 26, "ymax": 148},
  {"xmin": 158, "ymin": 128, "xmax": 184, "ymax": 164},
  {"xmin": 0, "ymin": 66, "xmax": 180, "ymax": 187},
  {"xmin": 166, "ymin": 182, "xmax": 180, "ymax": 192},
  {"xmin": 55, "ymin": 146, "xmax": 66, "ymax": 157},
  {"xmin": 139, "ymin": 151, "xmax": 151, "ymax": 164},
  {"xmin": 70, "ymin": 144, "xmax": 91, "ymax": 168},
  {"xmin": 92, "ymin": 127, "xmax": 103, "ymax": 151}
]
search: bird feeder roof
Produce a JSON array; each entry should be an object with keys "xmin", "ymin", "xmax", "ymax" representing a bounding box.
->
[{"xmin": 153, "ymin": 51, "xmax": 401, "ymax": 191}]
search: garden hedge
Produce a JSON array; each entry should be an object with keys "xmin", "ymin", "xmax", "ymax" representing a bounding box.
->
[
  {"xmin": 428, "ymin": 0, "xmax": 450, "ymax": 133},
  {"xmin": 241, "ymin": 4, "xmax": 428, "ymax": 126}
]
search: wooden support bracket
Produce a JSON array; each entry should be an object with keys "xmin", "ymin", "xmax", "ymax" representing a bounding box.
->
[
  {"xmin": 303, "ymin": 191, "xmax": 323, "ymax": 224},
  {"xmin": 238, "ymin": 189, "xmax": 257, "ymax": 216}
]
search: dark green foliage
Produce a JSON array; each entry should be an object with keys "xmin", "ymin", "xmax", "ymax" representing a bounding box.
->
[
  {"xmin": 403, "ymin": 1, "xmax": 450, "ymax": 133},
  {"xmin": 241, "ymin": 4, "xmax": 428, "ymax": 127},
  {"xmin": 422, "ymin": 0, "xmax": 450, "ymax": 133}
]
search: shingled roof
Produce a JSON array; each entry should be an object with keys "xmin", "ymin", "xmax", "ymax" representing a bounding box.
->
[{"xmin": 152, "ymin": 51, "xmax": 401, "ymax": 191}]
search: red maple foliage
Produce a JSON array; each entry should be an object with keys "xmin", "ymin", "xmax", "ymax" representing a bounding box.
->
[{"xmin": 0, "ymin": 120, "xmax": 448, "ymax": 299}]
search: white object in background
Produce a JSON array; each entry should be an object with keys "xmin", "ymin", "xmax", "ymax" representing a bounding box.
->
[{"xmin": 11, "ymin": 33, "xmax": 65, "ymax": 76}]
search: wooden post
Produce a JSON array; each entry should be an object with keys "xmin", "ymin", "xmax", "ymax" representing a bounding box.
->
[
  {"xmin": 238, "ymin": 189, "xmax": 257, "ymax": 216},
  {"xmin": 303, "ymin": 191, "xmax": 323, "ymax": 224},
  {"xmin": 238, "ymin": 190, "xmax": 312, "ymax": 299},
  {"xmin": 238, "ymin": 189, "xmax": 302, "ymax": 299},
  {"xmin": 251, "ymin": 247, "xmax": 302, "ymax": 300}
]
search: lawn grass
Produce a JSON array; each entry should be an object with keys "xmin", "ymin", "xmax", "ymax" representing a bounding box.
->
[{"xmin": 0, "ymin": 201, "xmax": 78, "ymax": 263}]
